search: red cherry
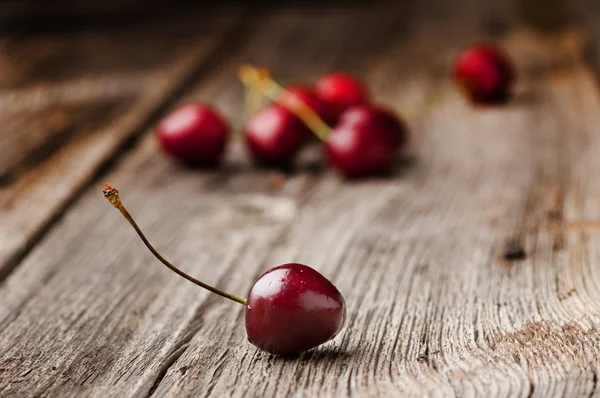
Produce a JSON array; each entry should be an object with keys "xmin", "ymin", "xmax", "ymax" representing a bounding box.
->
[
  {"xmin": 280, "ymin": 85, "xmax": 330, "ymax": 123},
  {"xmin": 244, "ymin": 104, "xmax": 308, "ymax": 167},
  {"xmin": 246, "ymin": 263, "xmax": 346, "ymax": 355},
  {"xmin": 325, "ymin": 105, "xmax": 402, "ymax": 178},
  {"xmin": 314, "ymin": 72, "xmax": 368, "ymax": 123},
  {"xmin": 453, "ymin": 44, "xmax": 515, "ymax": 104},
  {"xmin": 103, "ymin": 185, "xmax": 346, "ymax": 357},
  {"xmin": 371, "ymin": 105, "xmax": 409, "ymax": 151},
  {"xmin": 156, "ymin": 103, "xmax": 229, "ymax": 167}
]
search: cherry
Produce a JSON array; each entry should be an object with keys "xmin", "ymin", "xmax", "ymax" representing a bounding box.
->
[
  {"xmin": 453, "ymin": 44, "xmax": 515, "ymax": 104},
  {"xmin": 239, "ymin": 65, "xmax": 406, "ymax": 178},
  {"xmin": 103, "ymin": 184, "xmax": 346, "ymax": 356},
  {"xmin": 243, "ymin": 104, "xmax": 308, "ymax": 167},
  {"xmin": 314, "ymin": 72, "xmax": 368, "ymax": 123},
  {"xmin": 156, "ymin": 103, "xmax": 229, "ymax": 167},
  {"xmin": 370, "ymin": 104, "xmax": 409, "ymax": 151},
  {"xmin": 246, "ymin": 263, "xmax": 345, "ymax": 355},
  {"xmin": 324, "ymin": 105, "xmax": 401, "ymax": 178},
  {"xmin": 238, "ymin": 65, "xmax": 330, "ymax": 142},
  {"xmin": 279, "ymin": 85, "xmax": 330, "ymax": 123}
]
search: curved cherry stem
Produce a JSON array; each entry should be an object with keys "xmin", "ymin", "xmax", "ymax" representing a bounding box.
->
[
  {"xmin": 239, "ymin": 64, "xmax": 331, "ymax": 142},
  {"xmin": 103, "ymin": 183, "xmax": 247, "ymax": 306}
]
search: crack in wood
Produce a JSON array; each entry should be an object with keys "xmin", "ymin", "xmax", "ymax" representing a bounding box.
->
[
  {"xmin": 146, "ymin": 341, "xmax": 193, "ymax": 398},
  {"xmin": 588, "ymin": 369, "xmax": 598, "ymax": 398}
]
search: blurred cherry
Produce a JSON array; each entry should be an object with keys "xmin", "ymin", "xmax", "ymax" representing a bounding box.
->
[
  {"xmin": 370, "ymin": 104, "xmax": 409, "ymax": 151},
  {"xmin": 315, "ymin": 72, "xmax": 368, "ymax": 123},
  {"xmin": 280, "ymin": 85, "xmax": 330, "ymax": 123},
  {"xmin": 156, "ymin": 103, "xmax": 229, "ymax": 167},
  {"xmin": 453, "ymin": 44, "xmax": 515, "ymax": 104},
  {"xmin": 239, "ymin": 65, "xmax": 407, "ymax": 178},
  {"xmin": 325, "ymin": 105, "xmax": 401, "ymax": 178},
  {"xmin": 244, "ymin": 104, "xmax": 308, "ymax": 167}
]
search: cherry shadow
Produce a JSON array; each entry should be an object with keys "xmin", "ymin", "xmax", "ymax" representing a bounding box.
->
[
  {"xmin": 391, "ymin": 155, "xmax": 419, "ymax": 178},
  {"xmin": 339, "ymin": 154, "xmax": 418, "ymax": 181},
  {"xmin": 509, "ymin": 90, "xmax": 539, "ymax": 106},
  {"xmin": 464, "ymin": 90, "xmax": 538, "ymax": 110},
  {"xmin": 273, "ymin": 345, "xmax": 363, "ymax": 363},
  {"xmin": 164, "ymin": 149, "xmax": 419, "ymax": 189},
  {"xmin": 296, "ymin": 158, "xmax": 327, "ymax": 175}
]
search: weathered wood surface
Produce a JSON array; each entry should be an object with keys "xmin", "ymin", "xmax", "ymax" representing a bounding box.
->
[
  {"xmin": 3, "ymin": 1, "xmax": 600, "ymax": 397},
  {"xmin": 0, "ymin": 11, "xmax": 249, "ymax": 282}
]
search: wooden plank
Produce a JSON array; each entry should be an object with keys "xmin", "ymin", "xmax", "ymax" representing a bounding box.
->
[
  {"xmin": 140, "ymin": 18, "xmax": 600, "ymax": 398},
  {"xmin": 3, "ymin": 3, "xmax": 600, "ymax": 398},
  {"xmin": 0, "ymin": 15, "xmax": 238, "ymax": 177},
  {"xmin": 0, "ymin": 13, "xmax": 247, "ymax": 281},
  {"xmin": 0, "ymin": 6, "xmax": 378, "ymax": 397}
]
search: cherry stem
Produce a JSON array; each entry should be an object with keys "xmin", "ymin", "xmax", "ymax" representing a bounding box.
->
[
  {"xmin": 244, "ymin": 67, "xmax": 269, "ymax": 119},
  {"xmin": 103, "ymin": 183, "xmax": 247, "ymax": 306},
  {"xmin": 239, "ymin": 64, "xmax": 331, "ymax": 142}
]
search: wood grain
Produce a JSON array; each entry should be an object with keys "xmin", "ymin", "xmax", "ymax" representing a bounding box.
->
[
  {"xmin": 2, "ymin": 2, "xmax": 600, "ymax": 397},
  {"xmin": 0, "ymin": 6, "xmax": 373, "ymax": 397},
  {"xmin": 0, "ymin": 13, "xmax": 248, "ymax": 282},
  {"xmin": 0, "ymin": 13, "xmax": 245, "ymax": 176}
]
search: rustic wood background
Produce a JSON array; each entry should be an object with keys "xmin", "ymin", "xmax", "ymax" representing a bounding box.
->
[{"xmin": 1, "ymin": 0, "xmax": 600, "ymax": 396}]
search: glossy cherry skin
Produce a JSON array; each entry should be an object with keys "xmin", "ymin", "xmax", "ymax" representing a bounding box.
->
[
  {"xmin": 314, "ymin": 72, "xmax": 368, "ymax": 123},
  {"xmin": 280, "ymin": 85, "xmax": 330, "ymax": 123},
  {"xmin": 244, "ymin": 104, "xmax": 308, "ymax": 167},
  {"xmin": 453, "ymin": 44, "xmax": 515, "ymax": 104},
  {"xmin": 325, "ymin": 105, "xmax": 403, "ymax": 178},
  {"xmin": 156, "ymin": 103, "xmax": 229, "ymax": 167},
  {"xmin": 245, "ymin": 263, "xmax": 346, "ymax": 356}
]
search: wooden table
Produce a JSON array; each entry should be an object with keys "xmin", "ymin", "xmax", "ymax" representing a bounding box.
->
[{"xmin": 2, "ymin": 1, "xmax": 600, "ymax": 396}]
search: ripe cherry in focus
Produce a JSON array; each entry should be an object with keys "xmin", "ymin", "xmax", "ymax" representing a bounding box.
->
[
  {"xmin": 244, "ymin": 104, "xmax": 308, "ymax": 167},
  {"xmin": 103, "ymin": 185, "xmax": 347, "ymax": 357},
  {"xmin": 453, "ymin": 44, "xmax": 515, "ymax": 104},
  {"xmin": 246, "ymin": 263, "xmax": 346, "ymax": 356},
  {"xmin": 156, "ymin": 103, "xmax": 229, "ymax": 167},
  {"xmin": 315, "ymin": 72, "xmax": 368, "ymax": 123},
  {"xmin": 325, "ymin": 104, "xmax": 402, "ymax": 178}
]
